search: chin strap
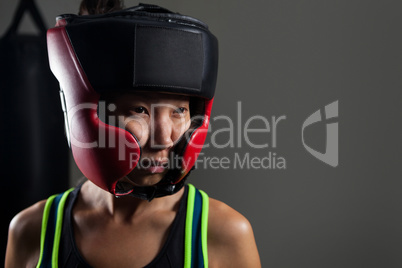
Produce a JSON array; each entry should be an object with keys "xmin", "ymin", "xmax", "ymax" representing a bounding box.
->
[
  {"xmin": 115, "ymin": 167, "xmax": 194, "ymax": 201},
  {"xmin": 126, "ymin": 179, "xmax": 186, "ymax": 201}
]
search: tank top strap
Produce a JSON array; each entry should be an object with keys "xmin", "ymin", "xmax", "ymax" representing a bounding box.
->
[
  {"xmin": 184, "ymin": 184, "xmax": 209, "ymax": 268},
  {"xmin": 36, "ymin": 188, "xmax": 74, "ymax": 268}
]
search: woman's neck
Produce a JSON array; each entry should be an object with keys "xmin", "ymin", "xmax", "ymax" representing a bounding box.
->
[{"xmin": 81, "ymin": 180, "xmax": 185, "ymax": 223}]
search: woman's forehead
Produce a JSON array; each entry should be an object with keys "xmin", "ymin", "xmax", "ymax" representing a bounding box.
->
[{"xmin": 107, "ymin": 91, "xmax": 190, "ymax": 104}]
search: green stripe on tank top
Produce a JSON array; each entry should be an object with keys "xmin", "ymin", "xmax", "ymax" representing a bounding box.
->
[
  {"xmin": 184, "ymin": 184, "xmax": 209, "ymax": 268},
  {"xmin": 36, "ymin": 194, "xmax": 57, "ymax": 268},
  {"xmin": 36, "ymin": 188, "xmax": 74, "ymax": 268},
  {"xmin": 199, "ymin": 189, "xmax": 209, "ymax": 268},
  {"xmin": 52, "ymin": 188, "xmax": 74, "ymax": 267},
  {"xmin": 184, "ymin": 184, "xmax": 196, "ymax": 268}
]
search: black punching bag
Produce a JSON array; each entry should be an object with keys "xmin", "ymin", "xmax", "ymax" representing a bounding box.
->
[{"xmin": 0, "ymin": 0, "xmax": 69, "ymax": 259}]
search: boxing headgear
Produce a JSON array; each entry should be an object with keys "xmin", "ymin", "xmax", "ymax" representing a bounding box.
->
[{"xmin": 47, "ymin": 4, "xmax": 218, "ymax": 200}]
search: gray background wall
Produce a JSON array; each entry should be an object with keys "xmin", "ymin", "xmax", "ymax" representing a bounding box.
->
[{"xmin": 1, "ymin": 0, "xmax": 401, "ymax": 267}]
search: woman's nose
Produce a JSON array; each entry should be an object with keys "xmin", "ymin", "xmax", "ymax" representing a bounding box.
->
[{"xmin": 150, "ymin": 117, "xmax": 174, "ymax": 150}]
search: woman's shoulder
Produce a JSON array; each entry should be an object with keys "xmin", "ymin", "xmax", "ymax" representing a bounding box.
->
[
  {"xmin": 8, "ymin": 199, "xmax": 47, "ymax": 245},
  {"xmin": 208, "ymin": 197, "xmax": 254, "ymax": 244},
  {"xmin": 5, "ymin": 199, "xmax": 47, "ymax": 267},
  {"xmin": 207, "ymin": 197, "xmax": 261, "ymax": 268}
]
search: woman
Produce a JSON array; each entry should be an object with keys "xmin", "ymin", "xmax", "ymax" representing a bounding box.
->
[{"xmin": 5, "ymin": 4, "xmax": 261, "ymax": 267}]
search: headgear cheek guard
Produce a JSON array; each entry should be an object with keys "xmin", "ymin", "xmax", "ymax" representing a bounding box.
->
[{"xmin": 47, "ymin": 4, "xmax": 218, "ymax": 200}]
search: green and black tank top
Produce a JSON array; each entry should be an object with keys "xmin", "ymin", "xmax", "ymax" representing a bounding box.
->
[{"xmin": 36, "ymin": 184, "xmax": 209, "ymax": 268}]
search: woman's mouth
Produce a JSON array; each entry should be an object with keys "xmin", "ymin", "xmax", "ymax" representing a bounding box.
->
[
  {"xmin": 145, "ymin": 165, "xmax": 166, "ymax": 173},
  {"xmin": 139, "ymin": 159, "xmax": 169, "ymax": 173}
]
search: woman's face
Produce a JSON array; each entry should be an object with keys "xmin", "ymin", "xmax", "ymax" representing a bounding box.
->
[{"xmin": 105, "ymin": 92, "xmax": 191, "ymax": 186}]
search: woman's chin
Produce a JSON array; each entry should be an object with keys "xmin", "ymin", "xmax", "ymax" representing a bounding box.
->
[{"xmin": 123, "ymin": 170, "xmax": 168, "ymax": 187}]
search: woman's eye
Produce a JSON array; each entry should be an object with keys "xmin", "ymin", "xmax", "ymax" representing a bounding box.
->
[
  {"xmin": 174, "ymin": 107, "xmax": 187, "ymax": 114},
  {"xmin": 133, "ymin": 106, "xmax": 148, "ymax": 114}
]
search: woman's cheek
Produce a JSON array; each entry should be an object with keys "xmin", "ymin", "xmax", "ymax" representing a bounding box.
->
[
  {"xmin": 172, "ymin": 118, "xmax": 191, "ymax": 142},
  {"xmin": 123, "ymin": 116, "xmax": 150, "ymax": 146}
]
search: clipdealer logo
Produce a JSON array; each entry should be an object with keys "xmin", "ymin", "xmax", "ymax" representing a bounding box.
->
[
  {"xmin": 302, "ymin": 100, "xmax": 339, "ymax": 167},
  {"xmin": 66, "ymin": 99, "xmax": 339, "ymax": 170}
]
